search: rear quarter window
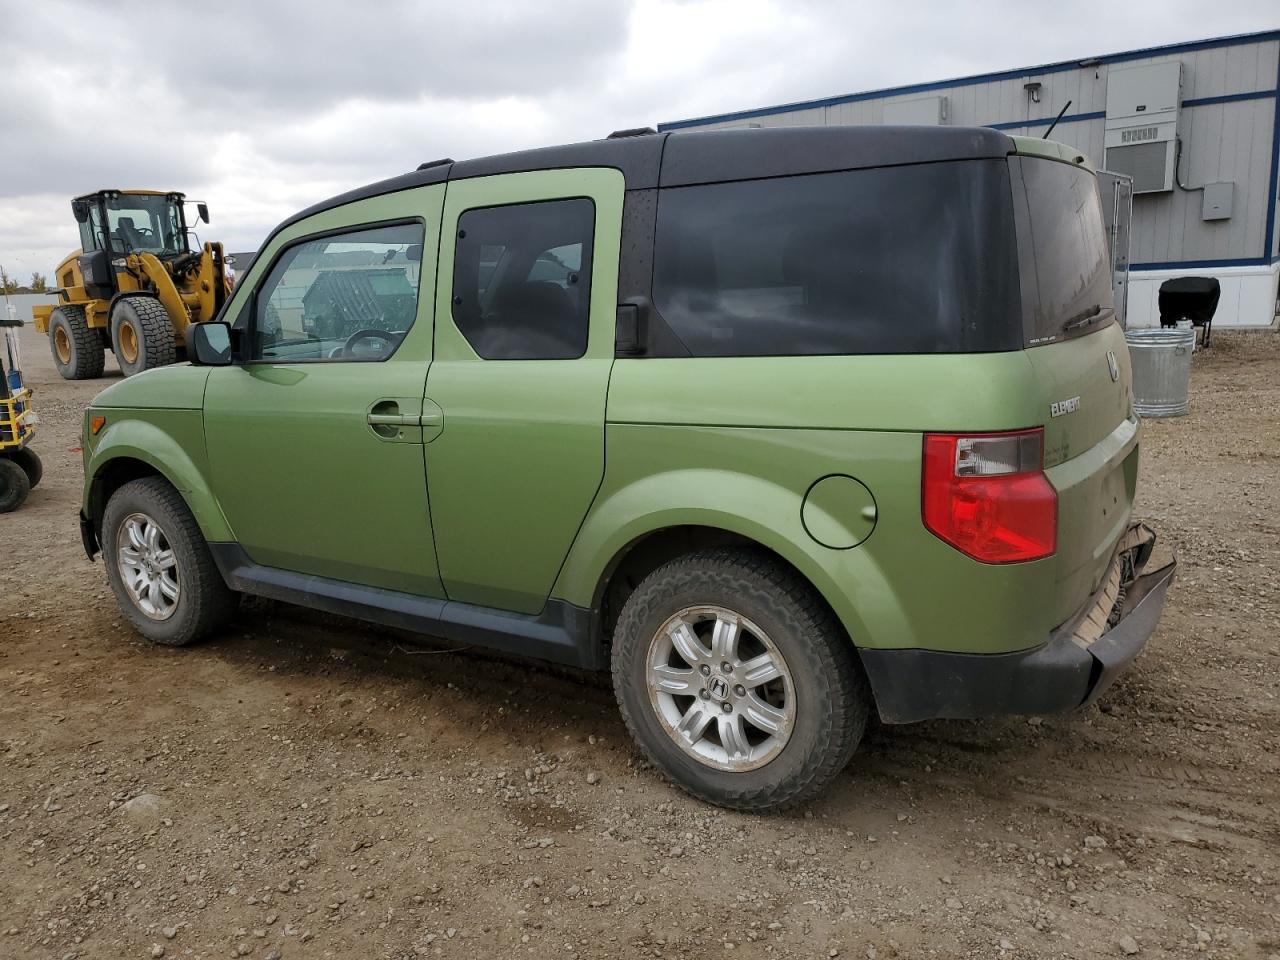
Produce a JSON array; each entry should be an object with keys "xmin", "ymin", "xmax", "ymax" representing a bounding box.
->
[
  {"xmin": 650, "ymin": 160, "xmax": 1022, "ymax": 357},
  {"xmin": 1010, "ymin": 156, "xmax": 1115, "ymax": 346}
]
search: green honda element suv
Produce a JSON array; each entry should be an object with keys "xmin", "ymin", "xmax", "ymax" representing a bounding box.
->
[{"xmin": 79, "ymin": 126, "xmax": 1174, "ymax": 810}]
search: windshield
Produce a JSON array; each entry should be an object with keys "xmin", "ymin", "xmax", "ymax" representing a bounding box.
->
[{"xmin": 103, "ymin": 194, "xmax": 188, "ymax": 256}]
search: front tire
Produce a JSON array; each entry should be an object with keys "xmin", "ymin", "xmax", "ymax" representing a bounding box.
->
[
  {"xmin": 102, "ymin": 477, "xmax": 237, "ymax": 645},
  {"xmin": 0, "ymin": 458, "xmax": 31, "ymax": 513},
  {"xmin": 612, "ymin": 548, "xmax": 870, "ymax": 811},
  {"xmin": 111, "ymin": 296, "xmax": 176, "ymax": 377},
  {"xmin": 48, "ymin": 305, "xmax": 105, "ymax": 380}
]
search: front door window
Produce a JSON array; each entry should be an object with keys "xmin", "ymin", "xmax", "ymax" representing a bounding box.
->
[{"xmin": 252, "ymin": 223, "xmax": 426, "ymax": 363}]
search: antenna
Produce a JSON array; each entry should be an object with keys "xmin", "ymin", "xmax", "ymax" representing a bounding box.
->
[{"xmin": 1042, "ymin": 100, "xmax": 1073, "ymax": 139}]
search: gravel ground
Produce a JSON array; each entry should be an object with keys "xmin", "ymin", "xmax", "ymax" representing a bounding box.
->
[{"xmin": 1, "ymin": 322, "xmax": 1278, "ymax": 960}]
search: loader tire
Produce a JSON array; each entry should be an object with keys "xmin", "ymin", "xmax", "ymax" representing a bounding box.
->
[
  {"xmin": 48, "ymin": 306, "xmax": 105, "ymax": 381},
  {"xmin": 0, "ymin": 458, "xmax": 31, "ymax": 513},
  {"xmin": 112, "ymin": 296, "xmax": 176, "ymax": 377},
  {"xmin": 10, "ymin": 447, "xmax": 43, "ymax": 488}
]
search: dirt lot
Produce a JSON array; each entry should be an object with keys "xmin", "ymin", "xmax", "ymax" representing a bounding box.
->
[{"xmin": 2, "ymin": 322, "xmax": 1278, "ymax": 960}]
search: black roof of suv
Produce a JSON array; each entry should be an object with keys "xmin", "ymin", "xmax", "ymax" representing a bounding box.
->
[{"xmin": 280, "ymin": 126, "xmax": 1017, "ymax": 235}]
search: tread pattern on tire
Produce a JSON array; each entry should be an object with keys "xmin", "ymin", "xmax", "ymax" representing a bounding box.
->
[
  {"xmin": 0, "ymin": 457, "xmax": 32, "ymax": 513},
  {"xmin": 50, "ymin": 305, "xmax": 105, "ymax": 380},
  {"xmin": 612, "ymin": 547, "xmax": 870, "ymax": 812},
  {"xmin": 113, "ymin": 296, "xmax": 177, "ymax": 376},
  {"xmin": 102, "ymin": 476, "xmax": 236, "ymax": 646}
]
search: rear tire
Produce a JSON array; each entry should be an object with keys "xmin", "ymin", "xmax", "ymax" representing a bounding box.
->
[
  {"xmin": 0, "ymin": 458, "xmax": 31, "ymax": 513},
  {"xmin": 111, "ymin": 296, "xmax": 176, "ymax": 377},
  {"xmin": 9, "ymin": 447, "xmax": 43, "ymax": 488},
  {"xmin": 48, "ymin": 305, "xmax": 105, "ymax": 380},
  {"xmin": 101, "ymin": 477, "xmax": 237, "ymax": 646},
  {"xmin": 612, "ymin": 548, "xmax": 870, "ymax": 811}
]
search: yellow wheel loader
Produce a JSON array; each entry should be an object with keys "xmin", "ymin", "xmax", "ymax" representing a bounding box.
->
[{"xmin": 32, "ymin": 190, "xmax": 232, "ymax": 379}]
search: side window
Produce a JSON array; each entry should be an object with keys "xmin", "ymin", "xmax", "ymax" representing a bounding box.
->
[
  {"xmin": 79, "ymin": 206, "xmax": 105, "ymax": 253},
  {"xmin": 251, "ymin": 222, "xmax": 426, "ymax": 362},
  {"xmin": 451, "ymin": 198, "xmax": 594, "ymax": 360},
  {"xmin": 650, "ymin": 163, "xmax": 1021, "ymax": 356}
]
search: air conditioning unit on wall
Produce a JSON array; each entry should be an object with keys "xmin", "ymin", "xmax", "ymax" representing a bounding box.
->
[{"xmin": 1103, "ymin": 62, "xmax": 1182, "ymax": 194}]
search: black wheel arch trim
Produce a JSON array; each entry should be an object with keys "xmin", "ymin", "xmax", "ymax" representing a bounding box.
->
[
  {"xmin": 206, "ymin": 543, "xmax": 603, "ymax": 671},
  {"xmin": 80, "ymin": 510, "xmax": 100, "ymax": 561}
]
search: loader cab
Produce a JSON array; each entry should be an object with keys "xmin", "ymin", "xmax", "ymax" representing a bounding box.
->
[
  {"xmin": 71, "ymin": 193, "xmax": 118, "ymax": 300},
  {"xmin": 72, "ymin": 190, "xmax": 195, "ymax": 261}
]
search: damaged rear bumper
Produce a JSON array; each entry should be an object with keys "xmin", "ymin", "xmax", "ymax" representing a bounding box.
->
[{"xmin": 861, "ymin": 523, "xmax": 1175, "ymax": 723}]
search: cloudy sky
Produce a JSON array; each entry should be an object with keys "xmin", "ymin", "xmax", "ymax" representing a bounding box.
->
[{"xmin": 0, "ymin": 0, "xmax": 1274, "ymax": 280}]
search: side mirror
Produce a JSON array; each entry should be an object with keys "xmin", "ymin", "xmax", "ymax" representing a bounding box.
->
[
  {"xmin": 189, "ymin": 322, "xmax": 233, "ymax": 366},
  {"xmin": 197, "ymin": 202, "xmax": 210, "ymax": 224},
  {"xmin": 72, "ymin": 200, "xmax": 90, "ymax": 223}
]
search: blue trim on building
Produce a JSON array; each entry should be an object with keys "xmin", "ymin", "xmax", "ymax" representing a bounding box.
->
[
  {"xmin": 1130, "ymin": 256, "xmax": 1280, "ymax": 271},
  {"xmin": 1266, "ymin": 50, "xmax": 1280, "ymax": 260},
  {"xmin": 985, "ymin": 111, "xmax": 1105, "ymax": 131},
  {"xmin": 658, "ymin": 30, "xmax": 1280, "ymax": 131},
  {"xmin": 978, "ymin": 92, "xmax": 1275, "ymax": 132},
  {"xmin": 1182, "ymin": 89, "xmax": 1277, "ymax": 107}
]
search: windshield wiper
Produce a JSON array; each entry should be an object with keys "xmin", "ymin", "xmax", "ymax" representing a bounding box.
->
[{"xmin": 1062, "ymin": 304, "xmax": 1107, "ymax": 332}]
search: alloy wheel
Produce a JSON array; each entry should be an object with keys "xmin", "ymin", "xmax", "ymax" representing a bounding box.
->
[
  {"xmin": 646, "ymin": 605, "xmax": 795, "ymax": 772},
  {"xmin": 116, "ymin": 513, "xmax": 181, "ymax": 621}
]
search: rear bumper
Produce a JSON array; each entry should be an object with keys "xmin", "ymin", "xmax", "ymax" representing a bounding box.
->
[{"xmin": 861, "ymin": 523, "xmax": 1174, "ymax": 723}]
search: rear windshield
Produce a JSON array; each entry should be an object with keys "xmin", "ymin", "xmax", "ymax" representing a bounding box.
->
[
  {"xmin": 1010, "ymin": 156, "xmax": 1114, "ymax": 346},
  {"xmin": 651, "ymin": 160, "xmax": 1022, "ymax": 356}
]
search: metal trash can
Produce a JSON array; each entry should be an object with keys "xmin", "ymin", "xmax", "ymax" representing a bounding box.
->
[{"xmin": 1125, "ymin": 326, "xmax": 1195, "ymax": 417}]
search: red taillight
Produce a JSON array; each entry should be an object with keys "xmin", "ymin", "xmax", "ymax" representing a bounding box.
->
[{"xmin": 922, "ymin": 429, "xmax": 1057, "ymax": 563}]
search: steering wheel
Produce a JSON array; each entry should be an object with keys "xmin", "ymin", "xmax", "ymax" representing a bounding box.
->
[{"xmin": 341, "ymin": 328, "xmax": 398, "ymax": 360}]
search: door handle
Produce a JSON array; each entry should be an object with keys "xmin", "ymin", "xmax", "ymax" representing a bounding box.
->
[
  {"xmin": 367, "ymin": 410, "xmax": 419, "ymax": 426},
  {"xmin": 367, "ymin": 399, "xmax": 443, "ymax": 442},
  {"xmin": 367, "ymin": 399, "xmax": 422, "ymax": 442},
  {"xmin": 367, "ymin": 399, "xmax": 418, "ymax": 427},
  {"xmin": 369, "ymin": 411, "xmax": 441, "ymax": 427}
]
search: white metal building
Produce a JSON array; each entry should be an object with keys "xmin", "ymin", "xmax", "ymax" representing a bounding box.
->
[{"xmin": 660, "ymin": 30, "xmax": 1280, "ymax": 330}]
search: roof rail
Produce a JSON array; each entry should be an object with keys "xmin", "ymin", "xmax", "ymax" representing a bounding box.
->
[
  {"xmin": 416, "ymin": 158, "xmax": 454, "ymax": 170},
  {"xmin": 606, "ymin": 127, "xmax": 657, "ymax": 139}
]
